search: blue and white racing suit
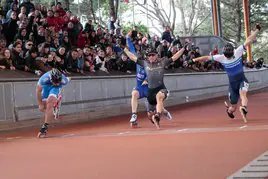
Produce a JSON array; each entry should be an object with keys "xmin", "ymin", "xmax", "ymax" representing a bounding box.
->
[{"xmin": 212, "ymin": 45, "xmax": 249, "ymax": 104}]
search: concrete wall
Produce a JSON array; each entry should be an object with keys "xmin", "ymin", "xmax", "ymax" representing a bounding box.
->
[{"xmin": 0, "ymin": 68, "xmax": 268, "ymax": 124}]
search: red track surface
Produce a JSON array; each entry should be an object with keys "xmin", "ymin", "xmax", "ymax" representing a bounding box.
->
[{"xmin": 1, "ymin": 92, "xmax": 268, "ymax": 179}]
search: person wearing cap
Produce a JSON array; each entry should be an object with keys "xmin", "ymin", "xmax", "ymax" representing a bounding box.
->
[{"xmin": 124, "ymin": 44, "xmax": 187, "ymax": 129}]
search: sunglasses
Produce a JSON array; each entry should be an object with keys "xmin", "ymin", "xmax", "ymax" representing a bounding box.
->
[{"xmin": 27, "ymin": 44, "xmax": 33, "ymax": 46}]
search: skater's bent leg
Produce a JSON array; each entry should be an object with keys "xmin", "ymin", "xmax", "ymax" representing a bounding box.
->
[
  {"xmin": 156, "ymin": 92, "xmax": 165, "ymax": 115},
  {"xmin": 240, "ymin": 90, "xmax": 248, "ymax": 107}
]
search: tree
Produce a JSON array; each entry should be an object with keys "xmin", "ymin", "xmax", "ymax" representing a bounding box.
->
[
  {"xmin": 134, "ymin": 0, "xmax": 177, "ymax": 34},
  {"xmin": 176, "ymin": 0, "xmax": 211, "ymax": 36},
  {"xmin": 64, "ymin": 0, "xmax": 70, "ymax": 10},
  {"xmin": 220, "ymin": 0, "xmax": 243, "ymax": 43},
  {"xmin": 108, "ymin": 0, "xmax": 119, "ymax": 19},
  {"xmin": 122, "ymin": 21, "xmax": 149, "ymax": 34}
]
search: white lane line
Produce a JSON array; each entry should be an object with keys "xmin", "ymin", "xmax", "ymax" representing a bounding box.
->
[
  {"xmin": 6, "ymin": 136, "xmax": 21, "ymax": 140},
  {"xmin": 118, "ymin": 131, "xmax": 130, "ymax": 135},
  {"xmin": 3, "ymin": 125, "xmax": 268, "ymax": 141},
  {"xmin": 239, "ymin": 125, "xmax": 248, "ymax": 129},
  {"xmin": 60, "ymin": 134, "xmax": 75, "ymax": 138},
  {"xmin": 177, "ymin": 129, "xmax": 189, "ymax": 132}
]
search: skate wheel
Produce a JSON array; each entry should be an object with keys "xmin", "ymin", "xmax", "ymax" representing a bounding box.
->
[{"xmin": 131, "ymin": 122, "xmax": 138, "ymax": 128}]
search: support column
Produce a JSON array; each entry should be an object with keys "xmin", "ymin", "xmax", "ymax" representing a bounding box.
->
[
  {"xmin": 243, "ymin": 0, "xmax": 252, "ymax": 62},
  {"xmin": 211, "ymin": 0, "xmax": 219, "ymax": 36},
  {"xmin": 216, "ymin": 0, "xmax": 222, "ymax": 37}
]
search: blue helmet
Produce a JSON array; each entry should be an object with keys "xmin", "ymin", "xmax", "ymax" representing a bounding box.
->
[{"xmin": 50, "ymin": 69, "xmax": 62, "ymax": 84}]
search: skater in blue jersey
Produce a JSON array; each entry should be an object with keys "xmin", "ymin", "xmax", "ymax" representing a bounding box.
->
[
  {"xmin": 193, "ymin": 24, "xmax": 261, "ymax": 123},
  {"xmin": 36, "ymin": 68, "xmax": 70, "ymax": 137}
]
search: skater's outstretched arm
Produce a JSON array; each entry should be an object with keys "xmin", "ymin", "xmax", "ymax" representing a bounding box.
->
[
  {"xmin": 124, "ymin": 47, "xmax": 138, "ymax": 62},
  {"xmin": 192, "ymin": 56, "xmax": 212, "ymax": 62},
  {"xmin": 244, "ymin": 24, "xmax": 261, "ymax": 47},
  {"xmin": 171, "ymin": 43, "xmax": 188, "ymax": 62}
]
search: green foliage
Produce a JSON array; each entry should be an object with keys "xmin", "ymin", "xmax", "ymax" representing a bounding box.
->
[
  {"xmin": 31, "ymin": 0, "xmax": 74, "ymax": 7},
  {"xmin": 122, "ymin": 21, "xmax": 148, "ymax": 34},
  {"xmin": 252, "ymin": 30, "xmax": 268, "ymax": 62}
]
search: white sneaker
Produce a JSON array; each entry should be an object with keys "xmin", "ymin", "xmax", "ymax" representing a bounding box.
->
[
  {"xmin": 163, "ymin": 110, "xmax": 172, "ymax": 120},
  {"xmin": 130, "ymin": 114, "xmax": 137, "ymax": 123}
]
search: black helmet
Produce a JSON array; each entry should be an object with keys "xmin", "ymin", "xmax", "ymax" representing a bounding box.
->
[
  {"xmin": 223, "ymin": 43, "xmax": 234, "ymax": 58},
  {"xmin": 146, "ymin": 46, "xmax": 157, "ymax": 56},
  {"xmin": 50, "ymin": 68, "xmax": 62, "ymax": 84}
]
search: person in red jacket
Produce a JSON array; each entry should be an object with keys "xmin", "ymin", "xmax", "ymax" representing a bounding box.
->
[
  {"xmin": 56, "ymin": 2, "xmax": 66, "ymax": 17},
  {"xmin": 77, "ymin": 31, "xmax": 87, "ymax": 48},
  {"xmin": 53, "ymin": 11, "xmax": 64, "ymax": 32},
  {"xmin": 46, "ymin": 10, "xmax": 55, "ymax": 28}
]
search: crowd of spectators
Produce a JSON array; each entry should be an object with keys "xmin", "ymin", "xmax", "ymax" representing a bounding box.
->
[{"xmin": 3, "ymin": 0, "xmax": 264, "ymax": 78}]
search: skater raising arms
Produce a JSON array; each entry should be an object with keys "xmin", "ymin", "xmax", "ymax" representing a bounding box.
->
[
  {"xmin": 126, "ymin": 35, "xmax": 172, "ymax": 128},
  {"xmin": 193, "ymin": 24, "xmax": 261, "ymax": 123},
  {"xmin": 124, "ymin": 44, "xmax": 187, "ymax": 129}
]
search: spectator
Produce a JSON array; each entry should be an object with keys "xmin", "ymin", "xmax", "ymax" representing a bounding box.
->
[
  {"xmin": 66, "ymin": 49, "xmax": 79, "ymax": 73},
  {"xmin": 77, "ymin": 48, "xmax": 84, "ymax": 74},
  {"xmin": 56, "ymin": 2, "xmax": 66, "ymax": 17},
  {"xmin": 6, "ymin": 3, "xmax": 19, "ymax": 19},
  {"xmin": 94, "ymin": 48, "xmax": 108, "ymax": 73},
  {"xmin": 0, "ymin": 48, "xmax": 14, "ymax": 70},
  {"xmin": 0, "ymin": 39, "xmax": 7, "ymax": 52},
  {"xmin": 15, "ymin": 28, "xmax": 29, "ymax": 45},
  {"xmin": 77, "ymin": 31, "xmax": 87, "ymax": 48},
  {"xmin": 25, "ymin": 47, "xmax": 41, "ymax": 75},
  {"xmin": 84, "ymin": 19, "xmax": 93, "ymax": 33},
  {"xmin": 161, "ymin": 25, "xmax": 172, "ymax": 43},
  {"xmin": 83, "ymin": 46, "xmax": 95, "ymax": 72},
  {"xmin": 3, "ymin": 11, "xmax": 18, "ymax": 45},
  {"xmin": 54, "ymin": 46, "xmax": 67, "ymax": 73},
  {"xmin": 116, "ymin": 52, "xmax": 131, "ymax": 73},
  {"xmin": 21, "ymin": 40, "xmax": 33, "ymax": 58},
  {"xmin": 11, "ymin": 41, "xmax": 27, "ymax": 71},
  {"xmin": 19, "ymin": 0, "xmax": 35, "ymax": 15},
  {"xmin": 105, "ymin": 45, "xmax": 117, "ymax": 71},
  {"xmin": 157, "ymin": 40, "xmax": 169, "ymax": 58},
  {"xmin": 108, "ymin": 16, "xmax": 116, "ymax": 34},
  {"xmin": 210, "ymin": 46, "xmax": 218, "ymax": 55},
  {"xmin": 152, "ymin": 35, "xmax": 160, "ymax": 49}
]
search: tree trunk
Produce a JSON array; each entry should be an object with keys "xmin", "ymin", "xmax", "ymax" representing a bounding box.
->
[
  {"xmin": 177, "ymin": 0, "xmax": 187, "ymax": 35},
  {"xmin": 170, "ymin": 0, "xmax": 176, "ymax": 34},
  {"xmin": 88, "ymin": 0, "xmax": 97, "ymax": 23},
  {"xmin": 64, "ymin": 0, "xmax": 70, "ymax": 10},
  {"xmin": 108, "ymin": 0, "xmax": 116, "ymax": 19},
  {"xmin": 115, "ymin": 0, "xmax": 119, "ymax": 20}
]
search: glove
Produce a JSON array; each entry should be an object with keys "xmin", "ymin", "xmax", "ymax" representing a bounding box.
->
[{"xmin": 256, "ymin": 24, "xmax": 261, "ymax": 31}]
